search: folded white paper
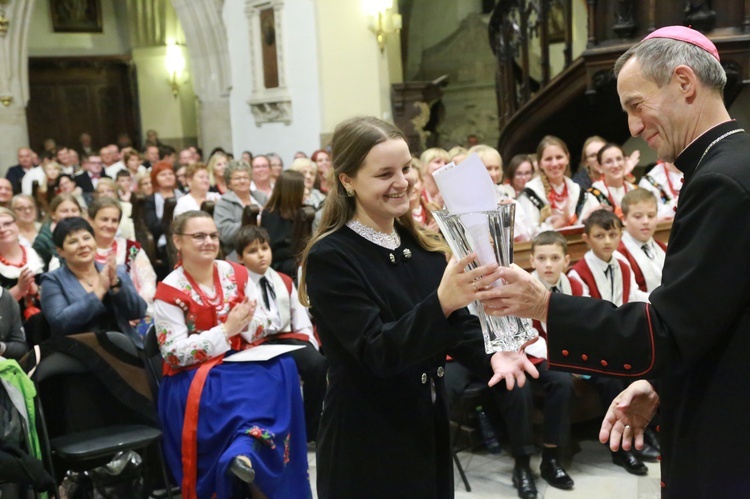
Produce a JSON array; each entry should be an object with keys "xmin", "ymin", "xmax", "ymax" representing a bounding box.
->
[{"xmin": 223, "ymin": 344, "xmax": 305, "ymax": 362}]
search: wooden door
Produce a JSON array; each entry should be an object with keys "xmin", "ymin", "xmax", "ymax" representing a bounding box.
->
[{"xmin": 26, "ymin": 57, "xmax": 141, "ymax": 154}]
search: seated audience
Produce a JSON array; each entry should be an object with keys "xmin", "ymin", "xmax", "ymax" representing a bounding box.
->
[
  {"xmin": 572, "ymin": 136, "xmax": 607, "ymax": 190},
  {"xmin": 0, "ymin": 285, "xmax": 27, "ymax": 359},
  {"xmin": 241, "ymin": 150, "xmax": 252, "ymax": 164},
  {"xmin": 136, "ymin": 171, "xmax": 153, "ymax": 196},
  {"xmin": 154, "ymin": 211, "xmax": 310, "ymax": 497},
  {"xmin": 115, "ymin": 170, "xmax": 133, "ymax": 202},
  {"xmin": 407, "ymin": 161, "xmax": 439, "ymax": 231},
  {"xmin": 33, "ymin": 193, "xmax": 83, "ymax": 269},
  {"xmin": 21, "ymin": 151, "xmax": 52, "ymax": 196},
  {"xmin": 268, "ymin": 153, "xmax": 284, "ymax": 183},
  {"xmin": 447, "ymin": 146, "xmax": 468, "ymax": 164},
  {"xmin": 95, "ymin": 178, "xmax": 135, "ymax": 241},
  {"xmin": 10, "ymin": 195, "xmax": 40, "ymax": 247},
  {"xmin": 290, "ymin": 158, "xmax": 326, "ymax": 210},
  {"xmin": 250, "ymin": 155, "xmax": 273, "ymax": 203},
  {"xmin": 144, "ymin": 161, "xmax": 184, "ymax": 273},
  {"xmin": 207, "ymin": 151, "xmax": 229, "ymax": 194},
  {"xmin": 260, "ymin": 170, "xmax": 306, "ymax": 277},
  {"xmin": 311, "ymin": 149, "xmax": 332, "ymax": 194},
  {"xmin": 40, "ymin": 217, "xmax": 146, "ymax": 342},
  {"xmin": 516, "ymin": 136, "xmax": 600, "ymax": 237},
  {"xmin": 236, "ymin": 225, "xmax": 327, "ymax": 442},
  {"xmin": 57, "ymin": 174, "xmax": 88, "ymax": 211},
  {"xmin": 89, "ymin": 197, "xmax": 156, "ymax": 314},
  {"xmin": 589, "ymin": 143, "xmax": 637, "ymax": 219},
  {"xmin": 504, "ymin": 154, "xmax": 535, "ymax": 198},
  {"xmin": 638, "ymin": 160, "xmax": 683, "ymax": 221},
  {"xmin": 469, "ymin": 144, "xmax": 514, "ymax": 199},
  {"xmin": 74, "ymin": 154, "xmax": 109, "ymax": 200},
  {"xmin": 123, "ymin": 149, "xmax": 146, "ymax": 180},
  {"xmin": 214, "ymin": 160, "xmax": 263, "ymax": 260},
  {"xmin": 617, "ymin": 189, "xmax": 666, "ymax": 294},
  {"xmin": 173, "ymin": 163, "xmax": 221, "ymax": 218},
  {"xmin": 6, "ymin": 147, "xmax": 35, "ymax": 195},
  {"xmin": 418, "ymin": 147, "xmax": 450, "ymax": 207},
  {"xmin": 0, "ymin": 207, "xmax": 44, "ymax": 319},
  {"xmin": 0, "ymin": 179, "xmax": 13, "ymax": 209}
]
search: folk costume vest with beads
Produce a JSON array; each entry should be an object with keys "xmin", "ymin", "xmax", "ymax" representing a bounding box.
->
[
  {"xmin": 617, "ymin": 236, "xmax": 667, "ymax": 293},
  {"xmin": 154, "ymin": 261, "xmax": 251, "ymax": 377},
  {"xmin": 570, "ymin": 257, "xmax": 631, "ymax": 303},
  {"xmin": 522, "ymin": 177, "xmax": 588, "ymax": 221}
]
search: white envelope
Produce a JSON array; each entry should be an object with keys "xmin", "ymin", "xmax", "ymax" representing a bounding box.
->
[{"xmin": 223, "ymin": 344, "xmax": 305, "ymax": 362}]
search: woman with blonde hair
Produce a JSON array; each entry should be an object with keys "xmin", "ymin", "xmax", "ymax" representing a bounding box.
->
[
  {"xmin": 298, "ymin": 116, "xmax": 536, "ymax": 497},
  {"xmin": 207, "ymin": 151, "xmax": 229, "ymax": 194},
  {"xmin": 173, "ymin": 163, "xmax": 222, "ymax": 218},
  {"xmin": 516, "ymin": 136, "xmax": 600, "ymax": 236},
  {"xmin": 11, "ymin": 195, "xmax": 41, "ymax": 247},
  {"xmin": 290, "ymin": 157, "xmax": 326, "ymax": 209},
  {"xmin": 418, "ymin": 147, "xmax": 450, "ymax": 207}
]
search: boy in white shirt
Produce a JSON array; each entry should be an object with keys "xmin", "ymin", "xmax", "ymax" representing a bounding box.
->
[
  {"xmin": 236, "ymin": 226, "xmax": 327, "ymax": 443},
  {"xmin": 617, "ymin": 189, "xmax": 667, "ymax": 293}
]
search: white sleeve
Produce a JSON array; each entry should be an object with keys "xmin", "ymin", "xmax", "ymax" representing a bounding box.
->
[
  {"xmin": 289, "ymin": 283, "xmax": 318, "ymax": 350},
  {"xmin": 154, "ymin": 299, "xmax": 231, "ymax": 367}
]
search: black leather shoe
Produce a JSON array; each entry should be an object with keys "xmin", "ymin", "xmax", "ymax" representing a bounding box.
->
[
  {"xmin": 644, "ymin": 427, "xmax": 660, "ymax": 452},
  {"xmin": 637, "ymin": 443, "xmax": 660, "ymax": 462},
  {"xmin": 512, "ymin": 465, "xmax": 538, "ymax": 499},
  {"xmin": 229, "ymin": 455, "xmax": 255, "ymax": 483},
  {"xmin": 540, "ymin": 456, "xmax": 574, "ymax": 489},
  {"xmin": 612, "ymin": 449, "xmax": 648, "ymax": 475}
]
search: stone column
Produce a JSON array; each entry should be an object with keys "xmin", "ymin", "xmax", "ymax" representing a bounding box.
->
[
  {"xmin": 0, "ymin": 0, "xmax": 33, "ymax": 173},
  {"xmin": 170, "ymin": 0, "xmax": 234, "ymax": 153}
]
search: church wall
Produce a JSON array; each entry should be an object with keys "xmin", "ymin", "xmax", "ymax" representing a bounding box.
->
[
  {"xmin": 224, "ymin": 0, "xmax": 323, "ymax": 162},
  {"xmin": 27, "ymin": 0, "xmax": 130, "ymax": 57}
]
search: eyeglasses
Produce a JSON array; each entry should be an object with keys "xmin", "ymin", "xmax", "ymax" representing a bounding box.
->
[
  {"xmin": 230, "ymin": 175, "xmax": 251, "ymax": 182},
  {"xmin": 177, "ymin": 232, "xmax": 220, "ymax": 243},
  {"xmin": 13, "ymin": 206, "xmax": 35, "ymax": 213}
]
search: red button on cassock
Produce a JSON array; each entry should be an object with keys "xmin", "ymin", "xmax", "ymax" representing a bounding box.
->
[
  {"xmin": 562, "ymin": 350, "xmax": 569, "ymax": 357},
  {"xmin": 600, "ymin": 360, "xmax": 608, "ymax": 367},
  {"xmin": 581, "ymin": 354, "xmax": 588, "ymax": 361},
  {"xmin": 624, "ymin": 364, "xmax": 631, "ymax": 370}
]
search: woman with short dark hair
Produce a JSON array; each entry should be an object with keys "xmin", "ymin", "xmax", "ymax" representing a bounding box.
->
[{"xmin": 40, "ymin": 217, "xmax": 146, "ymax": 341}]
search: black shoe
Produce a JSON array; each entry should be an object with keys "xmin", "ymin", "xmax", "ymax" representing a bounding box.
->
[
  {"xmin": 512, "ymin": 465, "xmax": 538, "ymax": 499},
  {"xmin": 229, "ymin": 455, "xmax": 255, "ymax": 483},
  {"xmin": 612, "ymin": 449, "xmax": 648, "ymax": 476},
  {"xmin": 644, "ymin": 427, "xmax": 660, "ymax": 452},
  {"xmin": 637, "ymin": 443, "xmax": 660, "ymax": 462},
  {"xmin": 540, "ymin": 456, "xmax": 574, "ymax": 489}
]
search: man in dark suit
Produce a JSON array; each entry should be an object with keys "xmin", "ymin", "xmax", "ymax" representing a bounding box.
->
[
  {"xmin": 5, "ymin": 147, "xmax": 35, "ymax": 194},
  {"xmin": 486, "ymin": 26, "xmax": 750, "ymax": 497},
  {"xmin": 75, "ymin": 154, "xmax": 109, "ymax": 194}
]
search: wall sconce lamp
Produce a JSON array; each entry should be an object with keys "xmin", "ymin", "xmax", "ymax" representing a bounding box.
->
[
  {"xmin": 165, "ymin": 42, "xmax": 186, "ymax": 98},
  {"xmin": 365, "ymin": 0, "xmax": 402, "ymax": 53}
]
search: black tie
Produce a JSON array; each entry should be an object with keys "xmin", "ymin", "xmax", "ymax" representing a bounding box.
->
[
  {"xmin": 604, "ymin": 265, "xmax": 615, "ymax": 300},
  {"xmin": 550, "ymin": 286, "xmax": 560, "ymax": 293},
  {"xmin": 259, "ymin": 277, "xmax": 276, "ymax": 310},
  {"xmin": 641, "ymin": 244, "xmax": 654, "ymax": 260}
]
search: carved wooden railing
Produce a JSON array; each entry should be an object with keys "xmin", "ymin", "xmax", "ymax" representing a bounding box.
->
[{"xmin": 491, "ymin": 0, "xmax": 750, "ymax": 160}]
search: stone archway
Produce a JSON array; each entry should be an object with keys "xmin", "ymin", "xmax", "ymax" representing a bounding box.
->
[{"xmin": 170, "ymin": 0, "xmax": 234, "ymax": 153}]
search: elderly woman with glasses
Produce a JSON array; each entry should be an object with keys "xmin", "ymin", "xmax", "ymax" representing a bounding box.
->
[
  {"xmin": 213, "ymin": 160, "xmax": 265, "ymax": 259},
  {"xmin": 154, "ymin": 211, "xmax": 310, "ymax": 498}
]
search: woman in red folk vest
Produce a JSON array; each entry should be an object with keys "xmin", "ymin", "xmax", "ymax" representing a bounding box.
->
[{"xmin": 153, "ymin": 210, "xmax": 310, "ymax": 499}]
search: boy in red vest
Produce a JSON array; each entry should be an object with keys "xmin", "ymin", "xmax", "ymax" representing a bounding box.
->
[
  {"xmin": 236, "ymin": 226, "xmax": 327, "ymax": 443},
  {"xmin": 525, "ymin": 231, "xmax": 580, "ymax": 490},
  {"xmin": 568, "ymin": 210, "xmax": 649, "ymax": 305},
  {"xmin": 567, "ymin": 210, "xmax": 655, "ymax": 473},
  {"xmin": 617, "ymin": 189, "xmax": 667, "ymax": 293}
]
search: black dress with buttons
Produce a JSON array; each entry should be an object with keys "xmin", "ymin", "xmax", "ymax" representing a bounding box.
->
[
  {"xmin": 306, "ymin": 225, "xmax": 491, "ymax": 499},
  {"xmin": 545, "ymin": 121, "xmax": 750, "ymax": 497}
]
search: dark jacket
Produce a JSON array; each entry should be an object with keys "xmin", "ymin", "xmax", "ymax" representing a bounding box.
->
[
  {"xmin": 546, "ymin": 121, "xmax": 750, "ymax": 498},
  {"xmin": 306, "ymin": 226, "xmax": 491, "ymax": 498}
]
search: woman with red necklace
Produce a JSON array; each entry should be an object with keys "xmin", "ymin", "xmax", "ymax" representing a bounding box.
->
[
  {"xmin": 154, "ymin": 211, "xmax": 310, "ymax": 498},
  {"xmin": 517, "ymin": 135, "xmax": 600, "ymax": 236},
  {"xmin": 89, "ymin": 197, "xmax": 156, "ymax": 313},
  {"xmin": 590, "ymin": 143, "xmax": 637, "ymax": 219},
  {"xmin": 0, "ymin": 207, "xmax": 44, "ymax": 320}
]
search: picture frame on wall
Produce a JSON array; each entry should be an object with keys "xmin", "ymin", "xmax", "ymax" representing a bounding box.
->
[{"xmin": 50, "ymin": 0, "xmax": 103, "ymax": 33}]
